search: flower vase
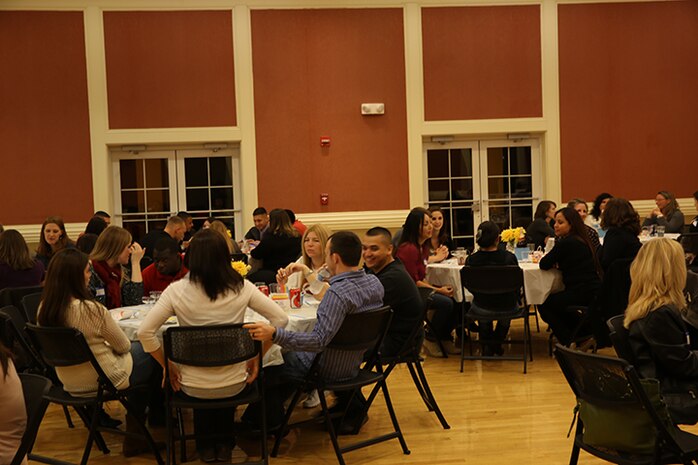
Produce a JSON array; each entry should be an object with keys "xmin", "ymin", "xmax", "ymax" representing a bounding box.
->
[{"xmin": 506, "ymin": 241, "xmax": 516, "ymax": 254}]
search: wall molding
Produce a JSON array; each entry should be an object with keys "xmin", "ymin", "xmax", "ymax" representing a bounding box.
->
[{"xmin": 295, "ymin": 209, "xmax": 410, "ymax": 231}]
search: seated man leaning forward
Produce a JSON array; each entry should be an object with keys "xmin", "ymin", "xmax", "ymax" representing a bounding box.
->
[
  {"xmin": 142, "ymin": 237, "xmax": 189, "ymax": 295},
  {"xmin": 362, "ymin": 227, "xmax": 424, "ymax": 357},
  {"xmin": 244, "ymin": 231, "xmax": 384, "ymax": 434}
]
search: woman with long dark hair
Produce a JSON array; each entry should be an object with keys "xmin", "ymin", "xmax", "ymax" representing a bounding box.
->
[
  {"xmin": 643, "ymin": 190, "xmax": 685, "ymax": 233},
  {"xmin": 36, "ymin": 216, "xmax": 73, "ymax": 268},
  {"xmin": 427, "ymin": 206, "xmax": 452, "ymax": 263},
  {"xmin": 598, "ymin": 198, "xmax": 642, "ymax": 271},
  {"xmin": 0, "ymin": 229, "xmax": 44, "ymax": 291},
  {"xmin": 589, "ymin": 192, "xmax": 613, "ymax": 229},
  {"xmin": 249, "ymin": 208, "xmax": 301, "ymax": 284},
  {"xmin": 526, "ymin": 200, "xmax": 556, "ymax": 249},
  {"xmin": 538, "ymin": 207, "xmax": 601, "ymax": 346},
  {"xmin": 138, "ymin": 229, "xmax": 288, "ymax": 462},
  {"xmin": 37, "ymin": 248, "xmax": 160, "ymax": 456},
  {"xmin": 395, "ymin": 207, "xmax": 458, "ymax": 355}
]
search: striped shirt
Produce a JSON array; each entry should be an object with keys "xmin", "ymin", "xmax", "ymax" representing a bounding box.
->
[{"xmin": 273, "ymin": 269, "xmax": 384, "ymax": 381}]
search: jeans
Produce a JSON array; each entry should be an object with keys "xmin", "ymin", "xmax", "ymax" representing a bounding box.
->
[
  {"xmin": 126, "ymin": 342, "xmax": 161, "ymax": 419},
  {"xmin": 427, "ymin": 293, "xmax": 457, "ymax": 341}
]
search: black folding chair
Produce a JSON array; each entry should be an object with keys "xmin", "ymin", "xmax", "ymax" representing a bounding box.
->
[
  {"xmin": 22, "ymin": 291, "xmax": 43, "ymax": 324},
  {"xmin": 11, "ymin": 374, "xmax": 52, "ymax": 465},
  {"xmin": 364, "ymin": 292, "xmax": 449, "ymax": 429},
  {"xmin": 25, "ymin": 324, "xmax": 164, "ymax": 465},
  {"xmin": 554, "ymin": 344, "xmax": 698, "ymax": 465},
  {"xmin": 0, "ymin": 285, "xmax": 44, "ymax": 310},
  {"xmin": 271, "ymin": 306, "xmax": 410, "ymax": 465},
  {"xmin": 163, "ymin": 324, "xmax": 267, "ymax": 465},
  {"xmin": 460, "ymin": 266, "xmax": 532, "ymax": 373}
]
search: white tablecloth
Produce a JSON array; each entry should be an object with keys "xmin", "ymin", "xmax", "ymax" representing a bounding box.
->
[
  {"xmin": 111, "ymin": 302, "xmax": 318, "ymax": 367},
  {"xmin": 426, "ymin": 260, "xmax": 564, "ymax": 306}
]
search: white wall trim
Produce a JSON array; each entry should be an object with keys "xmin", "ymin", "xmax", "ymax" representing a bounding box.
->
[{"xmin": 295, "ymin": 209, "xmax": 410, "ymax": 231}]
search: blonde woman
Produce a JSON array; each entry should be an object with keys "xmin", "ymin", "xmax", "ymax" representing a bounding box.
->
[
  {"xmin": 208, "ymin": 220, "xmax": 242, "ymax": 255},
  {"xmin": 89, "ymin": 226, "xmax": 145, "ymax": 309},
  {"xmin": 625, "ymin": 238, "xmax": 698, "ymax": 424},
  {"xmin": 276, "ymin": 224, "xmax": 331, "ymax": 299}
]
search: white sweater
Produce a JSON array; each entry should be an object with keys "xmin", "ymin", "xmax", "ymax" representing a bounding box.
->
[{"xmin": 138, "ymin": 278, "xmax": 288, "ymax": 395}]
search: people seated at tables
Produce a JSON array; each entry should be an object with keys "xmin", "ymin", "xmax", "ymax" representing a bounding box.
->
[
  {"xmin": 244, "ymin": 207, "xmax": 269, "ymax": 242},
  {"xmin": 396, "ymin": 207, "xmax": 458, "ymax": 356},
  {"xmin": 538, "ymin": 207, "xmax": 601, "ymax": 347},
  {"xmin": 427, "ymin": 206, "xmax": 452, "ymax": 263},
  {"xmin": 177, "ymin": 211, "xmax": 195, "ymax": 242},
  {"xmin": 285, "ymin": 209, "xmax": 307, "ymax": 236},
  {"xmin": 589, "ymin": 192, "xmax": 613, "ymax": 229},
  {"xmin": 138, "ymin": 229, "xmax": 288, "ymax": 462},
  {"xmin": 526, "ymin": 200, "xmax": 556, "ymax": 249},
  {"xmin": 0, "ymin": 229, "xmax": 44, "ymax": 291},
  {"xmin": 625, "ymin": 238, "xmax": 698, "ymax": 425},
  {"xmin": 93, "ymin": 210, "xmax": 111, "ymax": 225},
  {"xmin": 142, "ymin": 237, "xmax": 188, "ymax": 295},
  {"xmin": 139, "ymin": 216, "xmax": 187, "ymax": 263},
  {"xmin": 38, "ymin": 248, "xmax": 161, "ymax": 456},
  {"xmin": 0, "ymin": 341, "xmax": 27, "ymax": 465},
  {"xmin": 276, "ymin": 224, "xmax": 331, "ymax": 299},
  {"xmin": 567, "ymin": 198, "xmax": 600, "ymax": 250},
  {"xmin": 248, "ymin": 209, "xmax": 301, "ymax": 284},
  {"xmin": 36, "ymin": 216, "xmax": 74, "ymax": 269},
  {"xmin": 682, "ymin": 191, "xmax": 698, "ymax": 270},
  {"xmin": 244, "ymin": 231, "xmax": 383, "ymax": 434},
  {"xmin": 208, "ymin": 220, "xmax": 243, "ymax": 255},
  {"xmin": 597, "ymin": 198, "xmax": 642, "ymax": 272},
  {"xmin": 202, "ymin": 216, "xmax": 216, "ymax": 229},
  {"xmin": 465, "ymin": 221, "xmax": 520, "ymax": 356},
  {"xmin": 643, "ymin": 190, "xmax": 685, "ymax": 233},
  {"xmin": 84, "ymin": 216, "xmax": 108, "ymax": 237},
  {"xmin": 362, "ymin": 227, "xmax": 424, "ymax": 357},
  {"xmin": 88, "ymin": 226, "xmax": 145, "ymax": 309}
]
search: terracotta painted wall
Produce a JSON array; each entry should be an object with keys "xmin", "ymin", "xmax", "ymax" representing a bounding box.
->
[
  {"xmin": 0, "ymin": 11, "xmax": 93, "ymax": 224},
  {"xmin": 104, "ymin": 10, "xmax": 236, "ymax": 129},
  {"xmin": 251, "ymin": 8, "xmax": 409, "ymax": 213},
  {"xmin": 422, "ymin": 5, "xmax": 542, "ymax": 121},
  {"xmin": 559, "ymin": 1, "xmax": 698, "ymax": 201}
]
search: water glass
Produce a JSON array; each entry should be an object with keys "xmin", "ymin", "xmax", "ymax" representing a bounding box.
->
[{"xmin": 656, "ymin": 225, "xmax": 665, "ymax": 237}]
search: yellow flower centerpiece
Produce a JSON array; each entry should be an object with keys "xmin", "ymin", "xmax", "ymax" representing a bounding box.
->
[
  {"xmin": 231, "ymin": 260, "xmax": 251, "ymax": 278},
  {"xmin": 500, "ymin": 227, "xmax": 526, "ymax": 252}
]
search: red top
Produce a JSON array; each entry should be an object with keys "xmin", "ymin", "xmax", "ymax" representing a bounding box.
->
[
  {"xmin": 293, "ymin": 220, "xmax": 308, "ymax": 236},
  {"xmin": 395, "ymin": 242, "xmax": 428, "ymax": 283},
  {"xmin": 142, "ymin": 264, "xmax": 189, "ymax": 294}
]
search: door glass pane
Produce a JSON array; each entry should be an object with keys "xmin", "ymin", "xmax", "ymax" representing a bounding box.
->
[
  {"xmin": 145, "ymin": 189, "xmax": 170, "ymax": 213},
  {"xmin": 488, "ymin": 177, "xmax": 509, "ymax": 199},
  {"xmin": 209, "ymin": 157, "xmax": 233, "ymax": 186},
  {"xmin": 147, "ymin": 219, "xmax": 168, "ymax": 232},
  {"xmin": 511, "ymin": 176, "xmax": 532, "ymax": 198},
  {"xmin": 487, "ymin": 147, "xmax": 508, "ymax": 176},
  {"xmin": 185, "ymin": 158, "xmax": 208, "ymax": 187},
  {"xmin": 120, "ymin": 160, "xmax": 144, "ymax": 189},
  {"xmin": 123, "ymin": 221, "xmax": 146, "ymax": 244},
  {"xmin": 211, "ymin": 187, "xmax": 234, "ymax": 210},
  {"xmin": 510, "ymin": 147, "xmax": 532, "ymax": 175},
  {"xmin": 451, "ymin": 179, "xmax": 473, "ymax": 201},
  {"xmin": 428, "ymin": 180, "xmax": 450, "ymax": 201},
  {"xmin": 450, "ymin": 149, "xmax": 472, "ymax": 177},
  {"xmin": 451, "ymin": 207, "xmax": 474, "ymax": 238},
  {"xmin": 144, "ymin": 159, "xmax": 169, "ymax": 188},
  {"xmin": 186, "ymin": 188, "xmax": 209, "ymax": 211},
  {"xmin": 427, "ymin": 149, "xmax": 449, "ymax": 178},
  {"xmin": 121, "ymin": 191, "xmax": 145, "ymax": 213},
  {"xmin": 488, "ymin": 204, "xmax": 509, "ymax": 231},
  {"xmin": 511, "ymin": 205, "xmax": 533, "ymax": 229}
]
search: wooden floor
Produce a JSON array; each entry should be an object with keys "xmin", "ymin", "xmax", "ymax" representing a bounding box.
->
[{"xmin": 30, "ymin": 322, "xmax": 698, "ymax": 465}]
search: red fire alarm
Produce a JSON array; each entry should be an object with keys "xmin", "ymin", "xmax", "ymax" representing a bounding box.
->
[
  {"xmin": 320, "ymin": 193, "xmax": 329, "ymax": 205},
  {"xmin": 320, "ymin": 136, "xmax": 331, "ymax": 147}
]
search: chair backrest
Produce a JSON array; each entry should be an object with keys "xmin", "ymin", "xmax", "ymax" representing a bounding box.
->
[
  {"xmin": 327, "ymin": 306, "xmax": 392, "ymax": 354},
  {"xmin": 164, "ymin": 323, "xmax": 260, "ymax": 367},
  {"xmin": 460, "ymin": 265, "xmax": 524, "ymax": 296},
  {"xmin": 0, "ymin": 306, "xmax": 44, "ymax": 373},
  {"xmin": 607, "ymin": 315, "xmax": 637, "ymax": 365},
  {"xmin": 0, "ymin": 285, "xmax": 44, "ymax": 311},
  {"xmin": 12, "ymin": 373, "xmax": 51, "ymax": 465},
  {"xmin": 679, "ymin": 232, "xmax": 698, "ymax": 255},
  {"xmin": 553, "ymin": 344, "xmax": 680, "ymax": 452},
  {"xmin": 21, "ymin": 292, "xmax": 43, "ymax": 324}
]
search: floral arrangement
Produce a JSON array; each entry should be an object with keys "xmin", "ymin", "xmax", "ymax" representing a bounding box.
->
[
  {"xmin": 500, "ymin": 227, "xmax": 526, "ymax": 247},
  {"xmin": 231, "ymin": 260, "xmax": 251, "ymax": 278}
]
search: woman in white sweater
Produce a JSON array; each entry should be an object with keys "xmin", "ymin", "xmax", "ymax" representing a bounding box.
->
[
  {"xmin": 138, "ymin": 229, "xmax": 288, "ymax": 463},
  {"xmin": 37, "ymin": 248, "xmax": 160, "ymax": 457}
]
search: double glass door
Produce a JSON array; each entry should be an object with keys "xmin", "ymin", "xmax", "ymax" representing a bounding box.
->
[
  {"xmin": 425, "ymin": 138, "xmax": 541, "ymax": 249},
  {"xmin": 111, "ymin": 148, "xmax": 241, "ymax": 242}
]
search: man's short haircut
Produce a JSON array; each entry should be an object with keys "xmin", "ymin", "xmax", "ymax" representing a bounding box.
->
[
  {"xmin": 176, "ymin": 211, "xmax": 192, "ymax": 220},
  {"xmin": 365, "ymin": 227, "xmax": 392, "ymax": 246},
  {"xmin": 166, "ymin": 216, "xmax": 186, "ymax": 228},
  {"xmin": 154, "ymin": 236, "xmax": 181, "ymax": 255},
  {"xmin": 252, "ymin": 207, "xmax": 267, "ymax": 216},
  {"xmin": 328, "ymin": 231, "xmax": 362, "ymax": 266},
  {"xmin": 94, "ymin": 210, "xmax": 110, "ymax": 219}
]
